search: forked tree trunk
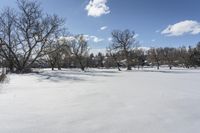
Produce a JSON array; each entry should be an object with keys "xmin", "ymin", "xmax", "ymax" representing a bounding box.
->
[
  {"xmin": 117, "ymin": 62, "xmax": 121, "ymax": 71},
  {"xmin": 50, "ymin": 62, "xmax": 55, "ymax": 71},
  {"xmin": 77, "ymin": 56, "xmax": 85, "ymax": 71}
]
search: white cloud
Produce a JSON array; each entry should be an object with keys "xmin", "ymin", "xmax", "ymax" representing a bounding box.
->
[
  {"xmin": 138, "ymin": 47, "xmax": 150, "ymax": 51},
  {"xmin": 59, "ymin": 36, "xmax": 75, "ymax": 42},
  {"xmin": 100, "ymin": 26, "xmax": 108, "ymax": 30},
  {"xmin": 108, "ymin": 37, "xmax": 112, "ymax": 42},
  {"xmin": 85, "ymin": 0, "xmax": 110, "ymax": 17},
  {"xmin": 82, "ymin": 35, "xmax": 90, "ymax": 41},
  {"xmin": 91, "ymin": 36, "xmax": 104, "ymax": 43},
  {"xmin": 161, "ymin": 20, "xmax": 200, "ymax": 36},
  {"xmin": 60, "ymin": 35, "xmax": 103, "ymax": 43},
  {"xmin": 90, "ymin": 48, "xmax": 106, "ymax": 55},
  {"xmin": 134, "ymin": 34, "xmax": 139, "ymax": 38},
  {"xmin": 156, "ymin": 30, "xmax": 160, "ymax": 33},
  {"xmin": 83, "ymin": 35, "xmax": 104, "ymax": 43},
  {"xmin": 151, "ymin": 39, "xmax": 156, "ymax": 42}
]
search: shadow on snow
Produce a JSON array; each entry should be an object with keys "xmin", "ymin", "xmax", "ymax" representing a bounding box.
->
[{"xmin": 34, "ymin": 69, "xmax": 119, "ymax": 82}]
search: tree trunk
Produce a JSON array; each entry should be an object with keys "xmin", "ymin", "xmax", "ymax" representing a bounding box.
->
[
  {"xmin": 57, "ymin": 63, "xmax": 61, "ymax": 70},
  {"xmin": 117, "ymin": 62, "xmax": 121, "ymax": 71},
  {"xmin": 8, "ymin": 61, "xmax": 14, "ymax": 73},
  {"xmin": 101, "ymin": 62, "xmax": 104, "ymax": 68},
  {"xmin": 16, "ymin": 67, "xmax": 24, "ymax": 73},
  {"xmin": 169, "ymin": 65, "xmax": 172, "ymax": 70},
  {"xmin": 127, "ymin": 65, "xmax": 132, "ymax": 70},
  {"xmin": 157, "ymin": 65, "xmax": 160, "ymax": 70},
  {"xmin": 81, "ymin": 66, "xmax": 85, "ymax": 71},
  {"xmin": 57, "ymin": 61, "xmax": 61, "ymax": 70},
  {"xmin": 51, "ymin": 63, "xmax": 55, "ymax": 71},
  {"xmin": 157, "ymin": 62, "xmax": 160, "ymax": 70},
  {"xmin": 125, "ymin": 51, "xmax": 131, "ymax": 70},
  {"xmin": 79, "ymin": 61, "xmax": 85, "ymax": 71},
  {"xmin": 77, "ymin": 57, "xmax": 85, "ymax": 71},
  {"xmin": 117, "ymin": 67, "xmax": 121, "ymax": 71}
]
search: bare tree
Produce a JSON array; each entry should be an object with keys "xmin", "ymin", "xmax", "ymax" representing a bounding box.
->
[
  {"xmin": 107, "ymin": 48, "xmax": 121, "ymax": 71},
  {"xmin": 68, "ymin": 35, "xmax": 89, "ymax": 71},
  {"xmin": 0, "ymin": 8, "xmax": 17, "ymax": 72},
  {"xmin": 147, "ymin": 48, "xmax": 163, "ymax": 70},
  {"xmin": 177, "ymin": 47, "xmax": 190, "ymax": 68},
  {"xmin": 87, "ymin": 53, "xmax": 95, "ymax": 68},
  {"xmin": 0, "ymin": 39, "xmax": 7, "ymax": 82},
  {"xmin": 162, "ymin": 47, "xmax": 177, "ymax": 69},
  {"xmin": 0, "ymin": 0, "xmax": 65, "ymax": 73},
  {"xmin": 110, "ymin": 29, "xmax": 138, "ymax": 70},
  {"xmin": 96, "ymin": 52, "xmax": 104, "ymax": 68},
  {"xmin": 45, "ymin": 39, "xmax": 64, "ymax": 70},
  {"xmin": 191, "ymin": 43, "xmax": 200, "ymax": 67}
]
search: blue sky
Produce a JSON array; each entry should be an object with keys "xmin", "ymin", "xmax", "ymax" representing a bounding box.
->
[{"xmin": 1, "ymin": 0, "xmax": 200, "ymax": 51}]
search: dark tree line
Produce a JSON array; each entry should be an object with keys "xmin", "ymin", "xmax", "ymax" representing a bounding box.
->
[{"xmin": 147, "ymin": 44, "xmax": 200, "ymax": 70}]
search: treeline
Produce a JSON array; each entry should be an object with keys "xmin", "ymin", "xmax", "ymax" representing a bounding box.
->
[
  {"xmin": 147, "ymin": 45, "xmax": 200, "ymax": 69},
  {"xmin": 28, "ymin": 30, "xmax": 200, "ymax": 71},
  {"xmin": 0, "ymin": 0, "xmax": 200, "ymax": 74}
]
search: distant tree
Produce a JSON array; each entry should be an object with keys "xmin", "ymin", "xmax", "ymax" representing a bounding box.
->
[
  {"xmin": 191, "ymin": 43, "xmax": 200, "ymax": 67},
  {"xmin": 87, "ymin": 53, "xmax": 95, "ymax": 68},
  {"xmin": 177, "ymin": 46, "xmax": 190, "ymax": 68},
  {"xmin": 147, "ymin": 48, "xmax": 163, "ymax": 69},
  {"xmin": 96, "ymin": 52, "xmax": 104, "ymax": 68},
  {"xmin": 187, "ymin": 46, "xmax": 195, "ymax": 67},
  {"xmin": 110, "ymin": 29, "xmax": 138, "ymax": 70},
  {"xmin": 162, "ymin": 47, "xmax": 177, "ymax": 69},
  {"xmin": 107, "ymin": 48, "xmax": 121, "ymax": 71},
  {"xmin": 134, "ymin": 49, "xmax": 146, "ymax": 69},
  {"xmin": 46, "ymin": 37, "xmax": 68, "ymax": 70},
  {"xmin": 68, "ymin": 35, "xmax": 89, "ymax": 71}
]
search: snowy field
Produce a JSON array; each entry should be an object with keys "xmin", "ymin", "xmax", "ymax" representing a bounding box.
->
[{"xmin": 0, "ymin": 68, "xmax": 200, "ymax": 133}]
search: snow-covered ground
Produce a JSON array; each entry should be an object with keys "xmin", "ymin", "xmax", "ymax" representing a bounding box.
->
[{"xmin": 0, "ymin": 68, "xmax": 200, "ymax": 133}]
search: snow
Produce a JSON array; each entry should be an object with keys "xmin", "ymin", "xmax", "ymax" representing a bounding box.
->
[{"xmin": 0, "ymin": 68, "xmax": 200, "ymax": 133}]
